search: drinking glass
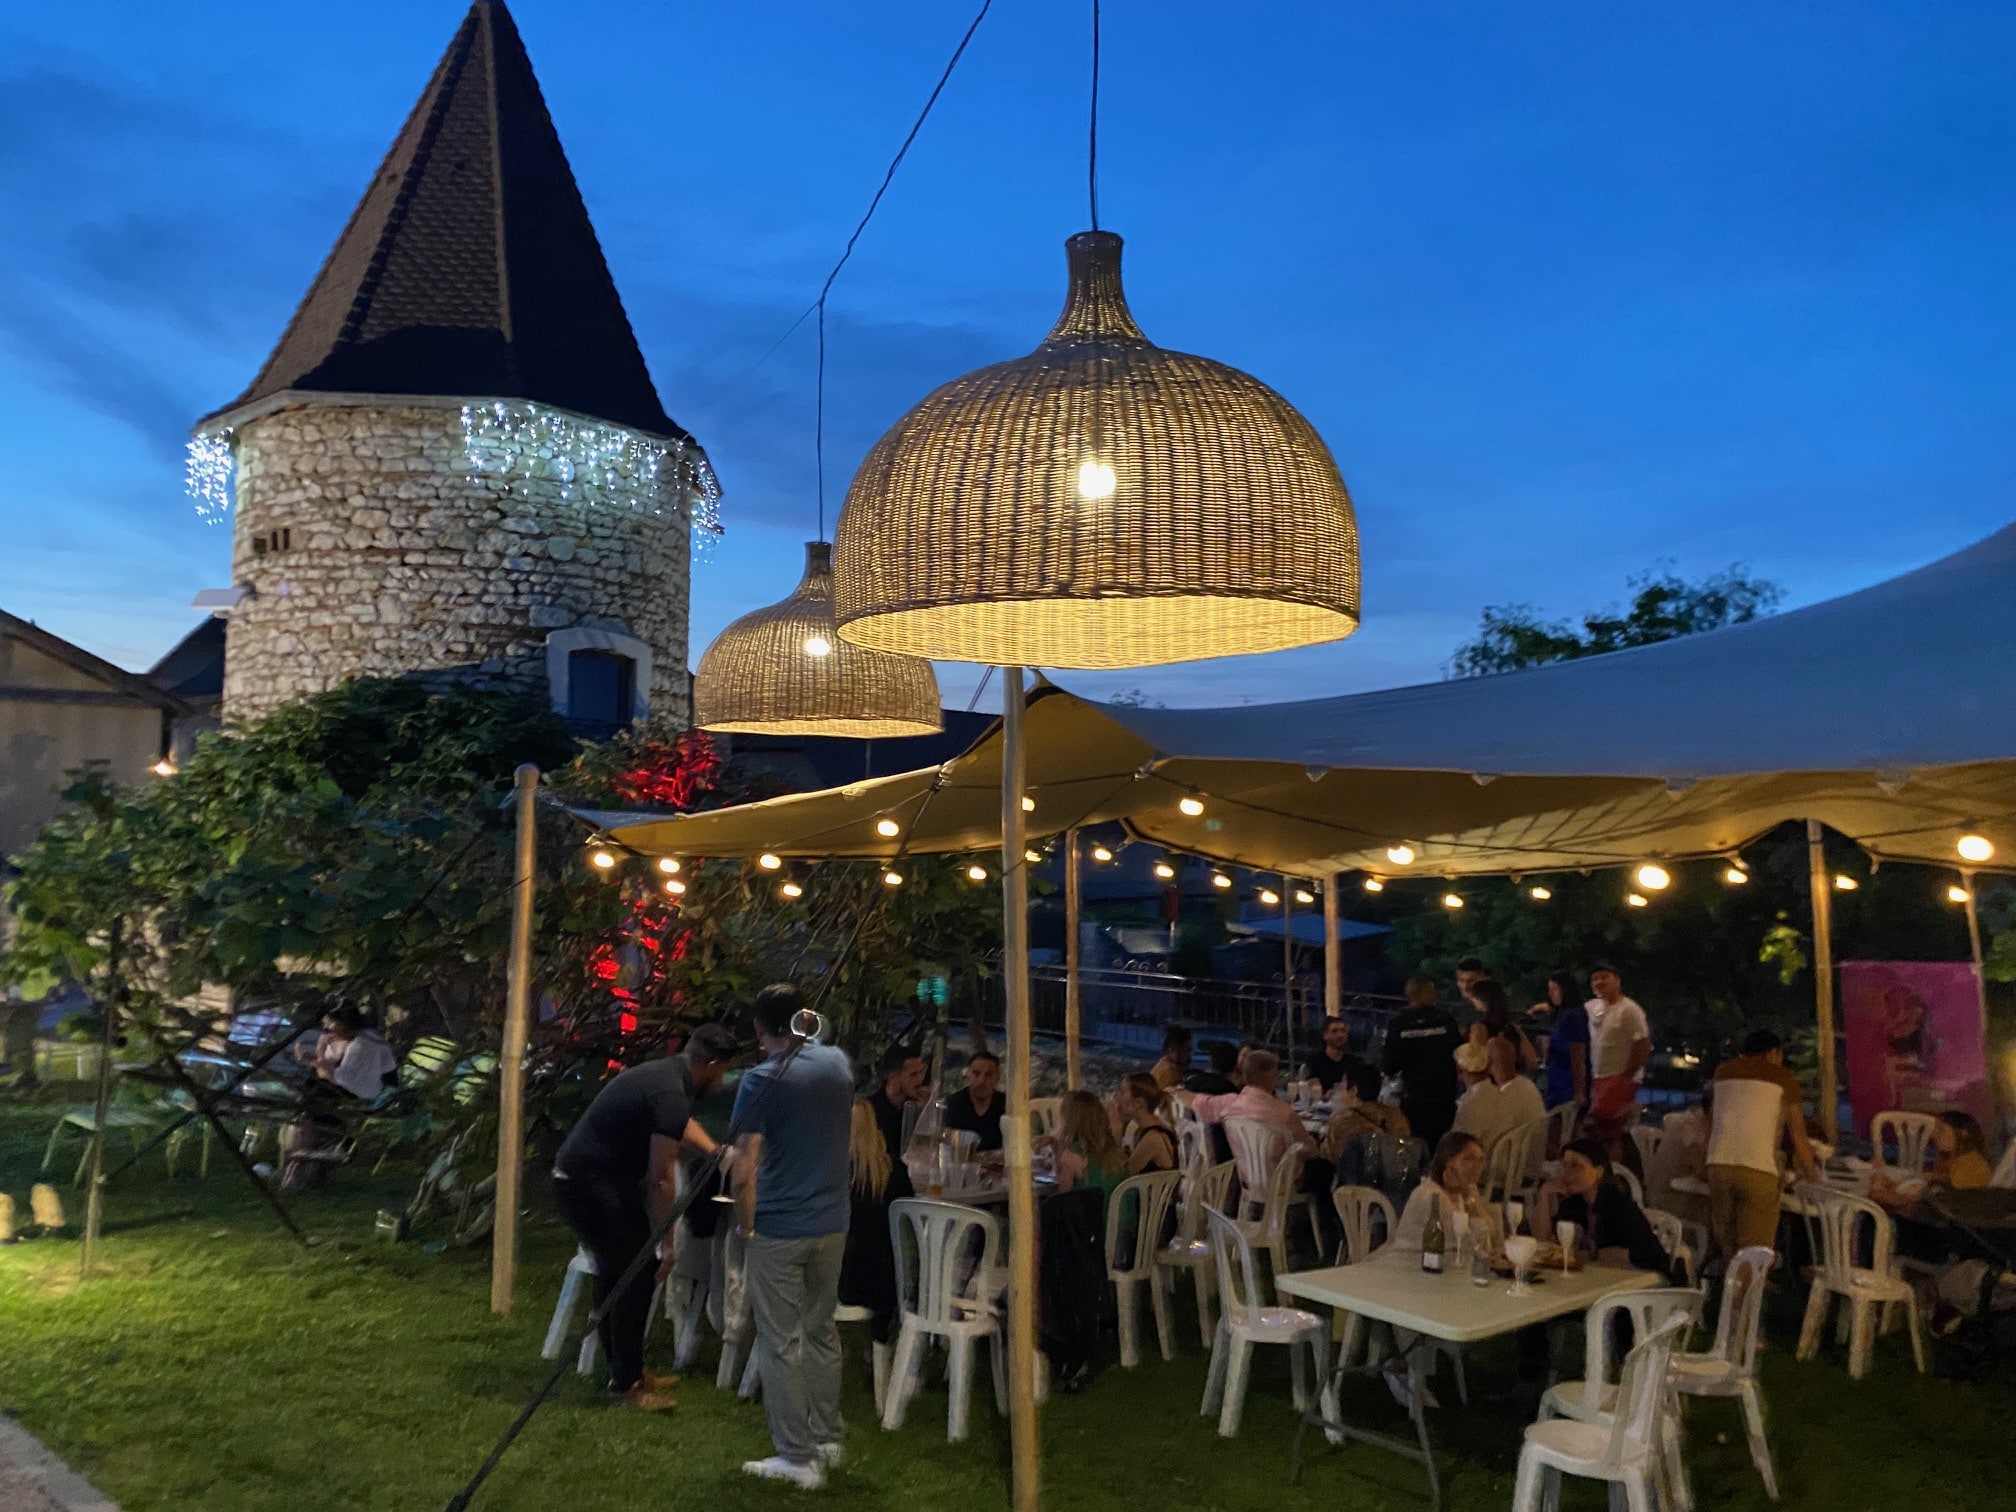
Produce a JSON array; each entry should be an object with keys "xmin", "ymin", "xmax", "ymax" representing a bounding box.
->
[
  {"xmin": 1505, "ymin": 1199, "xmax": 1526, "ymax": 1239},
  {"xmin": 1503, "ymin": 1236, "xmax": 1539, "ymax": 1296},
  {"xmin": 1555, "ymin": 1220, "xmax": 1578, "ymax": 1273},
  {"xmin": 1447, "ymin": 1211, "xmax": 1470, "ymax": 1270}
]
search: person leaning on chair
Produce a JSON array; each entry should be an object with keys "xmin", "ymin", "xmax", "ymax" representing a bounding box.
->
[
  {"xmin": 1704, "ymin": 1029, "xmax": 1818, "ymax": 1260},
  {"xmin": 733, "ymin": 984, "xmax": 855, "ymax": 1491},
  {"xmin": 550, "ymin": 1021, "xmax": 736, "ymax": 1411}
]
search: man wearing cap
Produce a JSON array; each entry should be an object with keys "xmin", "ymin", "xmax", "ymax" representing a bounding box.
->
[{"xmin": 552, "ymin": 1021, "xmax": 739, "ymax": 1410}]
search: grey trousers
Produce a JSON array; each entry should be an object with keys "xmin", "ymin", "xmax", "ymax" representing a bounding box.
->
[{"xmin": 745, "ymin": 1230, "xmax": 847, "ymax": 1464}]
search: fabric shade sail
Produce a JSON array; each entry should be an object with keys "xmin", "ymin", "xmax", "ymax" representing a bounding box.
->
[{"xmin": 602, "ymin": 523, "xmax": 2016, "ymax": 875}]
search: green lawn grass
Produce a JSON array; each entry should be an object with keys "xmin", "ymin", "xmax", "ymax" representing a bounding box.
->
[{"xmin": 0, "ymin": 1085, "xmax": 2006, "ymax": 1512}]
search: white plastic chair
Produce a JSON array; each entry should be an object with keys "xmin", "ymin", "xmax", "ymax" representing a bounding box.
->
[
  {"xmin": 1248, "ymin": 1147, "xmax": 1322, "ymax": 1283},
  {"xmin": 1795, "ymin": 1185, "xmax": 1926, "ymax": 1379},
  {"xmin": 1175, "ymin": 1111, "xmax": 1209, "ymax": 1175},
  {"xmin": 1484, "ymin": 1114, "xmax": 1549, "ymax": 1204},
  {"xmin": 1615, "ymin": 1165, "xmax": 1645, "ymax": 1207},
  {"xmin": 1329, "ymin": 1185, "xmax": 1396, "ymax": 1367},
  {"xmin": 1540, "ymin": 1286, "xmax": 1699, "ymax": 1424},
  {"xmin": 541, "ymin": 1246, "xmax": 665, "ymax": 1377},
  {"xmin": 1027, "ymin": 1097, "xmax": 1063, "ymax": 1139},
  {"xmin": 1107, "ymin": 1168, "xmax": 1185, "ymax": 1366},
  {"xmin": 1645, "ymin": 1207, "xmax": 1695, "ymax": 1284},
  {"xmin": 881, "ymin": 1198, "xmax": 1008, "ymax": 1442},
  {"xmin": 1669, "ymin": 1245, "xmax": 1779, "ymax": 1500},
  {"xmin": 1199, "ymin": 1208, "xmax": 1328, "ymax": 1437},
  {"xmin": 1223, "ymin": 1116, "xmax": 1288, "ymax": 1222},
  {"xmin": 1630, "ymin": 1122, "xmax": 1665, "ymax": 1175},
  {"xmin": 1872, "ymin": 1111, "xmax": 1939, "ymax": 1178},
  {"xmin": 1156, "ymin": 1158, "xmax": 1236, "ymax": 1346},
  {"xmin": 713, "ymin": 1224, "xmax": 756, "ymax": 1392},
  {"xmin": 1544, "ymin": 1100, "xmax": 1580, "ymax": 1153},
  {"xmin": 1513, "ymin": 1315, "xmax": 1690, "ymax": 1512}
]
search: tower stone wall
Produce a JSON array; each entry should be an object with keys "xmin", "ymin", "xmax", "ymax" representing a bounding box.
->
[{"xmin": 221, "ymin": 399, "xmax": 693, "ymax": 724}]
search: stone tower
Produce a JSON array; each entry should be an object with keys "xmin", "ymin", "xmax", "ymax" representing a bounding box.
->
[{"xmin": 193, "ymin": 0, "xmax": 714, "ymax": 729}]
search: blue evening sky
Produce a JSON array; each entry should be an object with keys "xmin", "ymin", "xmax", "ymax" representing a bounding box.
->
[{"xmin": 1, "ymin": 1, "xmax": 2011, "ymax": 709}]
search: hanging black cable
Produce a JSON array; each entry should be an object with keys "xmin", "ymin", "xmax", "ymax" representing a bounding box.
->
[{"xmin": 1088, "ymin": 0, "xmax": 1103, "ymax": 230}]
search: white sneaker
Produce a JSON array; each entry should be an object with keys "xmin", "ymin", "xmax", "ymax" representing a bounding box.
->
[
  {"xmin": 742, "ymin": 1456, "xmax": 825, "ymax": 1491},
  {"xmin": 814, "ymin": 1442, "xmax": 845, "ymax": 1470}
]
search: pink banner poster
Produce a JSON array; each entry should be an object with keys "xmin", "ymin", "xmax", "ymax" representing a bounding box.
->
[{"xmin": 1840, "ymin": 960, "xmax": 1992, "ymax": 1140}]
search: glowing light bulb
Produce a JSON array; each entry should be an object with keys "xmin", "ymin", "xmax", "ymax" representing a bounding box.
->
[
  {"xmin": 1626, "ymin": 893, "xmax": 1649, "ymax": 908},
  {"xmin": 1092, "ymin": 845, "xmax": 1114, "ymax": 863},
  {"xmin": 1153, "ymin": 862, "xmax": 1176, "ymax": 880},
  {"xmin": 1258, "ymin": 889, "xmax": 1280, "ymax": 906},
  {"xmin": 1294, "ymin": 889, "xmax": 1315, "ymax": 905},
  {"xmin": 1833, "ymin": 874, "xmax": 1859, "ymax": 892},
  {"xmin": 1635, "ymin": 864, "xmax": 1671, "ymax": 892},
  {"xmin": 1212, "ymin": 873, "xmax": 1232, "ymax": 890},
  {"xmin": 1958, "ymin": 833, "xmax": 1995, "ymax": 863},
  {"xmin": 1178, "ymin": 796, "xmax": 1205, "ymax": 817},
  {"xmin": 1386, "ymin": 844, "xmax": 1416, "ymax": 867},
  {"xmin": 150, "ymin": 758, "xmax": 177, "ymax": 778},
  {"xmin": 875, "ymin": 818, "xmax": 900, "ymax": 838},
  {"xmin": 1948, "ymin": 885, "xmax": 1972, "ymax": 904},
  {"xmin": 590, "ymin": 850, "xmax": 617, "ymax": 870},
  {"xmin": 1362, "ymin": 877, "xmax": 1385, "ymax": 893},
  {"xmin": 882, "ymin": 870, "xmax": 904, "ymax": 887},
  {"xmin": 1722, "ymin": 866, "xmax": 1748, "ymax": 886},
  {"xmin": 1025, "ymin": 849, "xmax": 1043, "ymax": 864},
  {"xmin": 758, "ymin": 853, "xmax": 782, "ymax": 870},
  {"xmin": 1529, "ymin": 886, "xmax": 1552, "ymax": 901},
  {"xmin": 1021, "ymin": 795, "xmax": 1036, "ymax": 812},
  {"xmin": 657, "ymin": 857, "xmax": 681, "ymax": 875},
  {"xmin": 804, "ymin": 635, "xmax": 832, "ymax": 658},
  {"xmin": 1441, "ymin": 893, "xmax": 1464, "ymax": 910},
  {"xmin": 664, "ymin": 878, "xmax": 686, "ymax": 896},
  {"xmin": 780, "ymin": 881, "xmax": 804, "ymax": 899},
  {"xmin": 967, "ymin": 864, "xmax": 988, "ymax": 882},
  {"xmin": 1076, "ymin": 459, "xmax": 1117, "ymax": 499}
]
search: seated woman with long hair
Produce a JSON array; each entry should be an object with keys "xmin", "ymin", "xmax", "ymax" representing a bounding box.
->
[
  {"xmin": 1048, "ymin": 1088, "xmax": 1129, "ymax": 1201},
  {"xmin": 838, "ymin": 1098, "xmax": 912, "ymax": 1345},
  {"xmin": 1114, "ymin": 1073, "xmax": 1179, "ymax": 1175},
  {"xmin": 1394, "ymin": 1130, "xmax": 1502, "ymax": 1256},
  {"xmin": 1529, "ymin": 1136, "xmax": 1672, "ymax": 1275}
]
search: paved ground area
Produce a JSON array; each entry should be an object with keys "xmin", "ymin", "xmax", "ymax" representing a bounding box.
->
[{"xmin": 0, "ymin": 1420, "xmax": 117, "ymax": 1512}]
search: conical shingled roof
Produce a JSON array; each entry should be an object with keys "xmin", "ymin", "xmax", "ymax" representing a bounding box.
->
[{"xmin": 199, "ymin": 0, "xmax": 686, "ymax": 441}]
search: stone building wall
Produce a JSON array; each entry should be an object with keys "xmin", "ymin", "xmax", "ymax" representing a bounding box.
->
[{"xmin": 220, "ymin": 400, "xmax": 696, "ymax": 724}]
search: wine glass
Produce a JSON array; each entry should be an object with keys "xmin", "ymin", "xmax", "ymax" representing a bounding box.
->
[
  {"xmin": 1503, "ymin": 1235, "xmax": 1540, "ymax": 1296},
  {"xmin": 1554, "ymin": 1219, "xmax": 1579, "ymax": 1274}
]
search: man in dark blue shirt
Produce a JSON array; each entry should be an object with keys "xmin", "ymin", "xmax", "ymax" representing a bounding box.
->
[{"xmin": 1381, "ymin": 974, "xmax": 1463, "ymax": 1150}]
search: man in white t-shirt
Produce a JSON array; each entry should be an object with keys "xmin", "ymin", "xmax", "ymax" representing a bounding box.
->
[
  {"xmin": 1585, "ymin": 965, "xmax": 1650, "ymax": 1152},
  {"xmin": 1705, "ymin": 1029, "xmax": 1817, "ymax": 1259}
]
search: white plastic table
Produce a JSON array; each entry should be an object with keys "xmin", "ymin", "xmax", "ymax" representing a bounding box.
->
[{"xmin": 1276, "ymin": 1249, "xmax": 1661, "ymax": 1510}]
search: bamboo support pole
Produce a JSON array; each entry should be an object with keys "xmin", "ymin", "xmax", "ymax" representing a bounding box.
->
[
  {"xmin": 1064, "ymin": 828, "xmax": 1082, "ymax": 1090},
  {"xmin": 492, "ymin": 763, "xmax": 539, "ymax": 1315},
  {"xmin": 999, "ymin": 667, "xmax": 1041, "ymax": 1512},
  {"xmin": 1806, "ymin": 819, "xmax": 1840, "ymax": 1145},
  {"xmin": 1323, "ymin": 873, "xmax": 1342, "ymax": 1021}
]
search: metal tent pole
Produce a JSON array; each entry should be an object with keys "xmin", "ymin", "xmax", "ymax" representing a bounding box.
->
[
  {"xmin": 492, "ymin": 763, "xmax": 539, "ymax": 1315},
  {"xmin": 1065, "ymin": 827, "xmax": 1083, "ymax": 1090},
  {"xmin": 999, "ymin": 666, "xmax": 1041, "ymax": 1512},
  {"xmin": 1805, "ymin": 819, "xmax": 1840, "ymax": 1145}
]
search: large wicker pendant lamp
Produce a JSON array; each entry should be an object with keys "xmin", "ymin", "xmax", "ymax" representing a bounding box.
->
[
  {"xmin": 832, "ymin": 229, "xmax": 1362, "ymax": 668},
  {"xmin": 693, "ymin": 540, "xmax": 942, "ymax": 736}
]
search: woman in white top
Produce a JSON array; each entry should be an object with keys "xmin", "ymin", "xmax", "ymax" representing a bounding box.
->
[{"xmin": 1394, "ymin": 1131, "xmax": 1503, "ymax": 1258}]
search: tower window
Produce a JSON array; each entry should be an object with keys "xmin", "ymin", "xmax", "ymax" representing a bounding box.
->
[
  {"xmin": 250, "ymin": 528, "xmax": 292, "ymax": 558},
  {"xmin": 567, "ymin": 649, "xmax": 635, "ymax": 737}
]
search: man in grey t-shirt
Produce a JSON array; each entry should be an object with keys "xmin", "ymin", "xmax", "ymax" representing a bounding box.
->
[{"xmin": 732, "ymin": 983, "xmax": 854, "ymax": 1490}]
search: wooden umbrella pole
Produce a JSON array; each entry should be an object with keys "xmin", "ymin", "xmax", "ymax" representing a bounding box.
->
[
  {"xmin": 999, "ymin": 666, "xmax": 1041, "ymax": 1512},
  {"xmin": 1805, "ymin": 819, "xmax": 1840, "ymax": 1144},
  {"xmin": 80, "ymin": 919, "xmax": 121, "ymax": 1278},
  {"xmin": 1064, "ymin": 827, "xmax": 1082, "ymax": 1090},
  {"xmin": 1322, "ymin": 873, "xmax": 1341, "ymax": 1022},
  {"xmin": 492, "ymin": 763, "xmax": 540, "ymax": 1315}
]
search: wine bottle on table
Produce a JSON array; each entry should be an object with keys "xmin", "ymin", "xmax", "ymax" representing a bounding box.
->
[{"xmin": 1421, "ymin": 1194, "xmax": 1445, "ymax": 1274}]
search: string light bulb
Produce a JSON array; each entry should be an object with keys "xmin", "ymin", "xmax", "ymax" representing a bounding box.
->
[
  {"xmin": 1294, "ymin": 888, "xmax": 1315, "ymax": 905},
  {"xmin": 1021, "ymin": 795, "xmax": 1036, "ymax": 812},
  {"xmin": 1441, "ymin": 893, "xmax": 1464, "ymax": 910},
  {"xmin": 1153, "ymin": 861, "xmax": 1176, "ymax": 880},
  {"xmin": 1212, "ymin": 872, "xmax": 1233, "ymax": 890},
  {"xmin": 803, "ymin": 634, "xmax": 833, "ymax": 658},
  {"xmin": 1258, "ymin": 888, "xmax": 1280, "ymax": 906},
  {"xmin": 664, "ymin": 878, "xmax": 687, "ymax": 896},
  {"xmin": 657, "ymin": 857, "xmax": 681, "ymax": 875},
  {"xmin": 875, "ymin": 818, "xmax": 901, "ymax": 838},
  {"xmin": 590, "ymin": 849, "xmax": 617, "ymax": 870},
  {"xmin": 882, "ymin": 870, "xmax": 904, "ymax": 887},
  {"xmin": 1025, "ymin": 848, "xmax": 1043, "ymax": 864},
  {"xmin": 1178, "ymin": 796, "xmax": 1205, "ymax": 817},
  {"xmin": 1386, "ymin": 844, "xmax": 1416, "ymax": 866},
  {"xmin": 780, "ymin": 881, "xmax": 804, "ymax": 899},
  {"xmin": 1076, "ymin": 458, "xmax": 1117, "ymax": 500},
  {"xmin": 1948, "ymin": 884, "xmax": 1972, "ymax": 905},
  {"xmin": 757, "ymin": 853, "xmax": 782, "ymax": 870},
  {"xmin": 967, "ymin": 864, "xmax": 989, "ymax": 882},
  {"xmin": 1958, "ymin": 833, "xmax": 1995, "ymax": 863},
  {"xmin": 1362, "ymin": 877, "xmax": 1385, "ymax": 893},
  {"xmin": 150, "ymin": 757, "xmax": 178, "ymax": 778},
  {"xmin": 1722, "ymin": 866, "xmax": 1749, "ymax": 886},
  {"xmin": 1626, "ymin": 892, "xmax": 1649, "ymax": 908},
  {"xmin": 1634, "ymin": 864, "xmax": 1671, "ymax": 892},
  {"xmin": 1529, "ymin": 886, "xmax": 1552, "ymax": 901},
  {"xmin": 1092, "ymin": 844, "xmax": 1114, "ymax": 863},
  {"xmin": 1833, "ymin": 874, "xmax": 1859, "ymax": 892}
]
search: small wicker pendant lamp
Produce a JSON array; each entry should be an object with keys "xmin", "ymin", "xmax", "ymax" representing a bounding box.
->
[
  {"xmin": 693, "ymin": 540, "xmax": 942, "ymax": 736},
  {"xmin": 832, "ymin": 229, "xmax": 1361, "ymax": 668}
]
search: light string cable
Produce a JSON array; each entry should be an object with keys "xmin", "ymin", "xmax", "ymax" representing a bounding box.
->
[{"xmin": 1088, "ymin": 0, "xmax": 1102, "ymax": 231}]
